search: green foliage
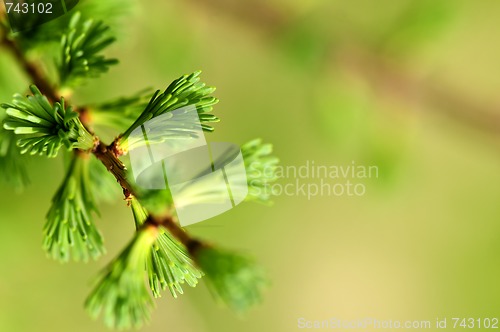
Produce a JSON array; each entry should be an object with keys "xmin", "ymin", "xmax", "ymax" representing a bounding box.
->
[
  {"xmin": 86, "ymin": 227, "xmax": 156, "ymax": 329},
  {"xmin": 195, "ymin": 246, "xmax": 268, "ymax": 313},
  {"xmin": 131, "ymin": 199, "xmax": 203, "ymax": 298},
  {"xmin": 242, "ymin": 139, "xmax": 280, "ymax": 203},
  {"xmin": 147, "ymin": 228, "xmax": 203, "ymax": 298},
  {"xmin": 58, "ymin": 12, "xmax": 118, "ymax": 86},
  {"xmin": 121, "ymin": 71, "xmax": 220, "ymax": 142},
  {"xmin": 2, "ymin": 85, "xmax": 94, "ymax": 157},
  {"xmin": 44, "ymin": 154, "xmax": 105, "ymax": 262}
]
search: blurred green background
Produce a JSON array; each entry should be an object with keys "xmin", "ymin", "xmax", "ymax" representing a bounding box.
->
[{"xmin": 2, "ymin": 0, "xmax": 500, "ymax": 331}]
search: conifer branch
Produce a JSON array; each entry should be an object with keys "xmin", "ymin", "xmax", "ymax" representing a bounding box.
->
[{"xmin": 0, "ymin": 5, "xmax": 278, "ymax": 327}]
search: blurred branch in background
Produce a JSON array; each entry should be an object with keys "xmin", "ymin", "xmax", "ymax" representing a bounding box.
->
[
  {"xmin": 186, "ymin": 0, "xmax": 500, "ymax": 137},
  {"xmin": 192, "ymin": 0, "xmax": 292, "ymax": 33},
  {"xmin": 337, "ymin": 49, "xmax": 500, "ymax": 136}
]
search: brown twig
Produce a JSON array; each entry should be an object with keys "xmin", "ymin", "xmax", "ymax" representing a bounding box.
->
[
  {"xmin": 92, "ymin": 139, "xmax": 196, "ymax": 247},
  {"xmin": 336, "ymin": 48, "xmax": 500, "ymax": 136},
  {"xmin": 92, "ymin": 140, "xmax": 136, "ymax": 200},
  {"xmin": 187, "ymin": 0, "xmax": 291, "ymax": 34}
]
